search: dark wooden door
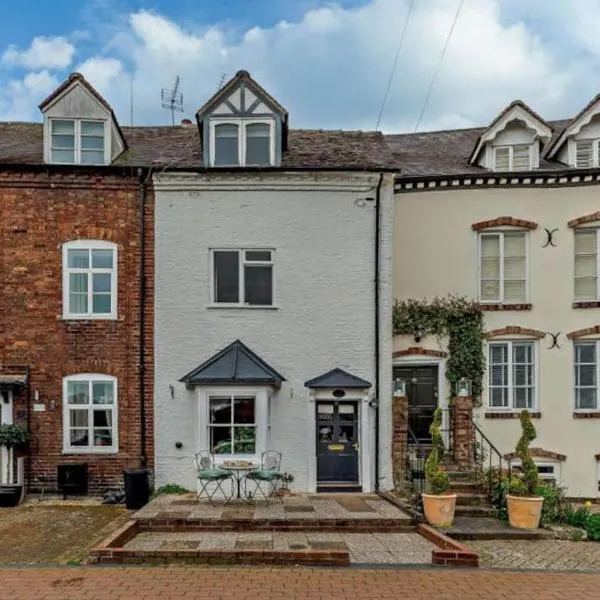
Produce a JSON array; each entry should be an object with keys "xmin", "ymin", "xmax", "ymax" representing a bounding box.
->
[
  {"xmin": 393, "ymin": 365, "xmax": 438, "ymax": 443},
  {"xmin": 316, "ymin": 401, "xmax": 359, "ymax": 484}
]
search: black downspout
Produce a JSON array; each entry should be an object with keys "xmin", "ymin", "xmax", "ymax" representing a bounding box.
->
[
  {"xmin": 374, "ymin": 173, "xmax": 383, "ymax": 492},
  {"xmin": 138, "ymin": 168, "xmax": 148, "ymax": 468}
]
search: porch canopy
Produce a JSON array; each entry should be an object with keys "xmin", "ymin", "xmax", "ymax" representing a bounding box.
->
[
  {"xmin": 180, "ymin": 339, "xmax": 285, "ymax": 388},
  {"xmin": 0, "ymin": 367, "xmax": 28, "ymax": 390},
  {"xmin": 304, "ymin": 368, "xmax": 371, "ymax": 389}
]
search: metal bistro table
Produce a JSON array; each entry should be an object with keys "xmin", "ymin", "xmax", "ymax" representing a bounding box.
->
[{"xmin": 221, "ymin": 462, "xmax": 258, "ymax": 501}]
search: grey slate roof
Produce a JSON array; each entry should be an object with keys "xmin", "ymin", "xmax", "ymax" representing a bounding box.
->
[
  {"xmin": 180, "ymin": 340, "xmax": 285, "ymax": 388},
  {"xmin": 0, "ymin": 122, "xmax": 396, "ymax": 170},
  {"xmin": 385, "ymin": 118, "xmax": 572, "ymax": 178},
  {"xmin": 304, "ymin": 368, "xmax": 371, "ymax": 389}
]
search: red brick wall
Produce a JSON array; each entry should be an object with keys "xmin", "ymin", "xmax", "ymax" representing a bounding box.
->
[{"xmin": 0, "ymin": 168, "xmax": 154, "ymax": 493}]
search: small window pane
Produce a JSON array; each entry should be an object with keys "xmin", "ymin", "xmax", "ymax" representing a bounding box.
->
[
  {"xmin": 512, "ymin": 145, "xmax": 530, "ymax": 170},
  {"xmin": 210, "ymin": 427, "xmax": 233, "ymax": 454},
  {"xmin": 577, "ymin": 388, "xmax": 597, "ymax": 410},
  {"xmin": 69, "ymin": 273, "xmax": 88, "ymax": 314},
  {"xmin": 494, "ymin": 147, "xmax": 510, "ymax": 170},
  {"xmin": 244, "ymin": 265, "xmax": 272, "ymax": 305},
  {"xmin": 69, "ymin": 409, "xmax": 88, "ymax": 428},
  {"xmin": 93, "ymin": 409, "xmax": 113, "ymax": 427},
  {"xmin": 514, "ymin": 387, "xmax": 532, "ymax": 409},
  {"xmin": 481, "ymin": 235, "xmax": 500, "ymax": 258},
  {"xmin": 52, "ymin": 120, "xmax": 75, "ymax": 134},
  {"xmin": 576, "ymin": 140, "xmax": 594, "ymax": 168},
  {"xmin": 70, "ymin": 429, "xmax": 89, "ymax": 447},
  {"xmin": 575, "ymin": 255, "xmax": 597, "ymax": 278},
  {"xmin": 93, "ymin": 273, "xmax": 111, "ymax": 293},
  {"xmin": 68, "ymin": 249, "xmax": 90, "ymax": 269},
  {"xmin": 577, "ymin": 364, "xmax": 596, "ymax": 387},
  {"xmin": 93, "ymin": 429, "xmax": 113, "ymax": 447},
  {"xmin": 233, "ymin": 427, "xmax": 256, "ymax": 454},
  {"xmin": 92, "ymin": 294, "xmax": 112, "ymax": 314},
  {"xmin": 81, "ymin": 150, "xmax": 105, "ymax": 164},
  {"xmin": 92, "ymin": 250, "xmax": 113, "ymax": 269},
  {"xmin": 489, "ymin": 344, "xmax": 508, "ymax": 364},
  {"xmin": 575, "ymin": 231, "xmax": 597, "ymax": 254},
  {"xmin": 245, "ymin": 250, "xmax": 271, "ymax": 262},
  {"xmin": 81, "ymin": 136, "xmax": 104, "ymax": 150},
  {"xmin": 576, "ymin": 343, "xmax": 596, "ymax": 364},
  {"xmin": 210, "ymin": 397, "xmax": 232, "ymax": 424},
  {"xmin": 213, "ymin": 251, "xmax": 239, "ymax": 303},
  {"xmin": 245, "ymin": 123, "xmax": 270, "ymax": 166},
  {"xmin": 68, "ymin": 382, "xmax": 89, "ymax": 405},
  {"xmin": 93, "ymin": 382, "xmax": 114, "ymax": 405},
  {"xmin": 81, "ymin": 122, "xmax": 104, "ymax": 136},
  {"xmin": 52, "ymin": 134, "xmax": 75, "ymax": 149},
  {"xmin": 233, "ymin": 398, "xmax": 255, "ymax": 424},
  {"xmin": 52, "ymin": 149, "xmax": 75, "ymax": 163},
  {"xmin": 214, "ymin": 124, "xmax": 239, "ymax": 166},
  {"xmin": 575, "ymin": 278, "xmax": 597, "ymax": 301},
  {"xmin": 490, "ymin": 387, "xmax": 508, "ymax": 407}
]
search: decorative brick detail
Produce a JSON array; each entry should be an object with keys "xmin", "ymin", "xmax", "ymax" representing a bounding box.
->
[
  {"xmin": 573, "ymin": 302, "xmax": 600, "ymax": 309},
  {"xmin": 567, "ymin": 325, "xmax": 600, "ymax": 340},
  {"xmin": 391, "ymin": 396, "xmax": 409, "ymax": 490},
  {"xmin": 417, "ymin": 523, "xmax": 479, "ymax": 568},
  {"xmin": 573, "ymin": 412, "xmax": 600, "ymax": 419},
  {"xmin": 479, "ymin": 303, "xmax": 532, "ymax": 311},
  {"xmin": 484, "ymin": 326, "xmax": 545, "ymax": 340},
  {"xmin": 568, "ymin": 211, "xmax": 600, "ymax": 228},
  {"xmin": 485, "ymin": 412, "xmax": 541, "ymax": 419},
  {"xmin": 472, "ymin": 217, "xmax": 538, "ymax": 231},
  {"xmin": 392, "ymin": 347, "xmax": 447, "ymax": 358},
  {"xmin": 452, "ymin": 396, "xmax": 474, "ymax": 468},
  {"xmin": 503, "ymin": 447, "xmax": 566, "ymax": 462}
]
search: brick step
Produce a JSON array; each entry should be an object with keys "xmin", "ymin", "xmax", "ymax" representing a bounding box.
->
[
  {"xmin": 446, "ymin": 471, "xmax": 475, "ymax": 482},
  {"xmin": 454, "ymin": 505, "xmax": 495, "ymax": 518},
  {"xmin": 448, "ymin": 481, "xmax": 485, "ymax": 494},
  {"xmin": 455, "ymin": 493, "xmax": 489, "ymax": 507}
]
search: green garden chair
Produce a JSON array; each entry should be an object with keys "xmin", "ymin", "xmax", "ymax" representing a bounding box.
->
[
  {"xmin": 194, "ymin": 450, "xmax": 234, "ymax": 505},
  {"xmin": 242, "ymin": 450, "xmax": 283, "ymax": 506}
]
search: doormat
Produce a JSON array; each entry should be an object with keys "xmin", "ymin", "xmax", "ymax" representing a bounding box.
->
[
  {"xmin": 283, "ymin": 505, "xmax": 315, "ymax": 513},
  {"xmin": 309, "ymin": 541, "xmax": 348, "ymax": 551},
  {"xmin": 333, "ymin": 497, "xmax": 375, "ymax": 513},
  {"xmin": 235, "ymin": 540, "xmax": 273, "ymax": 550}
]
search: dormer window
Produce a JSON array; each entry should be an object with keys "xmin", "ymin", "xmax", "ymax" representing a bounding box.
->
[
  {"xmin": 50, "ymin": 119, "xmax": 106, "ymax": 165},
  {"xmin": 494, "ymin": 144, "xmax": 531, "ymax": 171},
  {"xmin": 575, "ymin": 139, "xmax": 600, "ymax": 168},
  {"xmin": 211, "ymin": 119, "xmax": 273, "ymax": 167}
]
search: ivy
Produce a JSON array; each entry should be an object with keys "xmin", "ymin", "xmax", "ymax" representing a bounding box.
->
[{"xmin": 393, "ymin": 295, "xmax": 485, "ymax": 403}]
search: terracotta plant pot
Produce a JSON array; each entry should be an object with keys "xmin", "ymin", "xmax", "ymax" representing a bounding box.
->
[
  {"xmin": 422, "ymin": 493, "xmax": 457, "ymax": 527},
  {"xmin": 507, "ymin": 495, "xmax": 544, "ymax": 529}
]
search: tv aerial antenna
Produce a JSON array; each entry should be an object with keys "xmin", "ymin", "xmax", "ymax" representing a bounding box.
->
[{"xmin": 161, "ymin": 76, "xmax": 184, "ymax": 126}]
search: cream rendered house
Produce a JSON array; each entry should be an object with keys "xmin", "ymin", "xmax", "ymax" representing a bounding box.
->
[{"xmin": 390, "ymin": 96, "xmax": 600, "ymax": 498}]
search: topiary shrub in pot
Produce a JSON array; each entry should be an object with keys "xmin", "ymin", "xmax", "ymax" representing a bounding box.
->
[
  {"xmin": 506, "ymin": 409, "xmax": 543, "ymax": 529},
  {"xmin": 422, "ymin": 408, "xmax": 456, "ymax": 527},
  {"xmin": 0, "ymin": 424, "xmax": 30, "ymax": 507}
]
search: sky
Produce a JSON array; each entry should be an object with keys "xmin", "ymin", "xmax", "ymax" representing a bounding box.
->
[{"xmin": 1, "ymin": 0, "xmax": 600, "ymax": 132}]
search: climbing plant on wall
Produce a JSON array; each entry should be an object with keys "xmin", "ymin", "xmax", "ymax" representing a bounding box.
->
[{"xmin": 392, "ymin": 295, "xmax": 485, "ymax": 403}]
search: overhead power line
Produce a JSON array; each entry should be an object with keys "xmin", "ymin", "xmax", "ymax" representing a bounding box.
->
[
  {"xmin": 413, "ymin": 0, "xmax": 465, "ymax": 132},
  {"xmin": 374, "ymin": 0, "xmax": 415, "ymax": 132}
]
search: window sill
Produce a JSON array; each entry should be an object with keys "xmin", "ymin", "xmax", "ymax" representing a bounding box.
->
[
  {"xmin": 573, "ymin": 412, "xmax": 600, "ymax": 419},
  {"xmin": 478, "ymin": 303, "xmax": 532, "ymax": 311},
  {"xmin": 485, "ymin": 412, "xmax": 541, "ymax": 419},
  {"xmin": 61, "ymin": 315, "xmax": 118, "ymax": 321},
  {"xmin": 573, "ymin": 301, "xmax": 600, "ymax": 309},
  {"xmin": 62, "ymin": 448, "xmax": 119, "ymax": 455},
  {"xmin": 207, "ymin": 304, "xmax": 278, "ymax": 310}
]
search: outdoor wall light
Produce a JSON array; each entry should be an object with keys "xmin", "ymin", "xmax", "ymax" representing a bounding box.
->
[
  {"xmin": 413, "ymin": 326, "xmax": 423, "ymax": 343},
  {"xmin": 175, "ymin": 441, "xmax": 183, "ymax": 449},
  {"xmin": 455, "ymin": 378, "xmax": 472, "ymax": 397},
  {"xmin": 393, "ymin": 378, "xmax": 407, "ymax": 397}
]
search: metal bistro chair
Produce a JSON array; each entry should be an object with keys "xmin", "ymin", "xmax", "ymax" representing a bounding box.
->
[
  {"xmin": 243, "ymin": 450, "xmax": 283, "ymax": 506},
  {"xmin": 194, "ymin": 450, "xmax": 235, "ymax": 505}
]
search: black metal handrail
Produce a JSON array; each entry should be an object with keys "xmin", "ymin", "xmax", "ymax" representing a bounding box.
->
[{"xmin": 471, "ymin": 419, "xmax": 508, "ymax": 505}]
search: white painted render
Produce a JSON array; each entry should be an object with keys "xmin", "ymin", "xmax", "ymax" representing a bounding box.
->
[
  {"xmin": 394, "ymin": 185, "xmax": 600, "ymax": 497},
  {"xmin": 153, "ymin": 171, "xmax": 394, "ymax": 493}
]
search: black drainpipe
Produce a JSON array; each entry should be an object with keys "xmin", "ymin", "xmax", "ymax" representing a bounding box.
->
[
  {"xmin": 374, "ymin": 173, "xmax": 383, "ymax": 491},
  {"xmin": 138, "ymin": 168, "xmax": 148, "ymax": 468}
]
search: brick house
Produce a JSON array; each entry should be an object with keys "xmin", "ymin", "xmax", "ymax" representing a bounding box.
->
[{"xmin": 0, "ymin": 74, "xmax": 155, "ymax": 493}]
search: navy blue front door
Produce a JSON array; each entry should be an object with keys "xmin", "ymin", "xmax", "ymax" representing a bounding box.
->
[{"xmin": 316, "ymin": 401, "xmax": 359, "ymax": 484}]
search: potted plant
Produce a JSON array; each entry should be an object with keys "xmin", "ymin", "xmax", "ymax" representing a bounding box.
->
[
  {"xmin": 506, "ymin": 410, "xmax": 543, "ymax": 529},
  {"xmin": 422, "ymin": 408, "xmax": 456, "ymax": 527},
  {"xmin": 0, "ymin": 424, "xmax": 30, "ymax": 507}
]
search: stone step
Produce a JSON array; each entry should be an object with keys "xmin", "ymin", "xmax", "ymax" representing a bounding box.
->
[
  {"xmin": 446, "ymin": 471, "xmax": 474, "ymax": 482},
  {"xmin": 455, "ymin": 493, "xmax": 489, "ymax": 507},
  {"xmin": 448, "ymin": 481, "xmax": 485, "ymax": 495},
  {"xmin": 454, "ymin": 505, "xmax": 495, "ymax": 518},
  {"xmin": 442, "ymin": 516, "xmax": 554, "ymax": 541}
]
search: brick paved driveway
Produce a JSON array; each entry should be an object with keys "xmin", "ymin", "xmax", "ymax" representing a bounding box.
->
[
  {"xmin": 471, "ymin": 540, "xmax": 600, "ymax": 571},
  {"xmin": 1, "ymin": 566, "xmax": 599, "ymax": 600}
]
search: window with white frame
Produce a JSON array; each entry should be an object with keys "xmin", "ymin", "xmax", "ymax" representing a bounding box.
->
[
  {"xmin": 208, "ymin": 395, "xmax": 256, "ymax": 455},
  {"xmin": 479, "ymin": 232, "xmax": 527, "ymax": 303},
  {"xmin": 50, "ymin": 119, "xmax": 106, "ymax": 165},
  {"xmin": 488, "ymin": 341, "xmax": 536, "ymax": 410},
  {"xmin": 493, "ymin": 144, "xmax": 531, "ymax": 171},
  {"xmin": 63, "ymin": 374, "xmax": 117, "ymax": 452},
  {"xmin": 574, "ymin": 229, "xmax": 599, "ymax": 301},
  {"xmin": 574, "ymin": 341, "xmax": 599, "ymax": 411},
  {"xmin": 63, "ymin": 240, "xmax": 117, "ymax": 319},
  {"xmin": 510, "ymin": 461, "xmax": 560, "ymax": 485},
  {"xmin": 574, "ymin": 139, "xmax": 600, "ymax": 168},
  {"xmin": 211, "ymin": 249, "xmax": 273, "ymax": 306},
  {"xmin": 211, "ymin": 119, "xmax": 273, "ymax": 166}
]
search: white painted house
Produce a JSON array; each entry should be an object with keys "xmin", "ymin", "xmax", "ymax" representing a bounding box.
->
[{"xmin": 153, "ymin": 71, "xmax": 395, "ymax": 493}]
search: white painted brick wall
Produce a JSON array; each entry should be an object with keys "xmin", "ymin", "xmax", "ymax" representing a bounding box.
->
[{"xmin": 153, "ymin": 173, "xmax": 393, "ymax": 492}]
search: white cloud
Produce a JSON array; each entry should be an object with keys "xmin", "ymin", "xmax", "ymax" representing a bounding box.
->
[
  {"xmin": 0, "ymin": 70, "xmax": 58, "ymax": 121},
  {"xmin": 1, "ymin": 36, "xmax": 75, "ymax": 70},
  {"xmin": 0, "ymin": 0, "xmax": 599, "ymax": 131}
]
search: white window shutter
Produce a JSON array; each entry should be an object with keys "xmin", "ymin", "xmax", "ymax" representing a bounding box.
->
[
  {"xmin": 574, "ymin": 230, "xmax": 598, "ymax": 301},
  {"xmin": 512, "ymin": 145, "xmax": 531, "ymax": 170},
  {"xmin": 494, "ymin": 147, "xmax": 510, "ymax": 171},
  {"xmin": 576, "ymin": 140, "xmax": 593, "ymax": 168}
]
